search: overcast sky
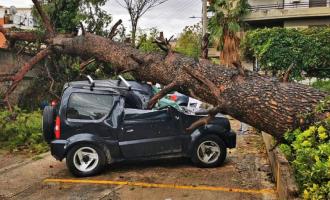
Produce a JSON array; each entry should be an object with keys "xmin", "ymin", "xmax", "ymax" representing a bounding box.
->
[{"xmin": 0, "ymin": 0, "xmax": 202, "ymax": 36}]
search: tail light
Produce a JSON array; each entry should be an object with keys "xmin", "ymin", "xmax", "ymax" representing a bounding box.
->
[
  {"xmin": 55, "ymin": 116, "xmax": 61, "ymax": 139},
  {"xmin": 169, "ymin": 94, "xmax": 177, "ymax": 101},
  {"xmin": 51, "ymin": 100, "xmax": 57, "ymax": 107}
]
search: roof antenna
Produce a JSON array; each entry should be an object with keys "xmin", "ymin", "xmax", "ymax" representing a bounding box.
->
[
  {"xmin": 86, "ymin": 75, "xmax": 95, "ymax": 90},
  {"xmin": 118, "ymin": 75, "xmax": 132, "ymax": 91}
]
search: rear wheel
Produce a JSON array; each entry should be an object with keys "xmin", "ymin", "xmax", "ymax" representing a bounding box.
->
[
  {"xmin": 66, "ymin": 143, "xmax": 106, "ymax": 177},
  {"xmin": 42, "ymin": 106, "xmax": 56, "ymax": 144},
  {"xmin": 192, "ymin": 135, "xmax": 227, "ymax": 167}
]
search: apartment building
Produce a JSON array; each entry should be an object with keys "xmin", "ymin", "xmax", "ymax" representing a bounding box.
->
[
  {"xmin": 0, "ymin": 5, "xmax": 34, "ymax": 48},
  {"xmin": 245, "ymin": 0, "xmax": 330, "ymax": 28}
]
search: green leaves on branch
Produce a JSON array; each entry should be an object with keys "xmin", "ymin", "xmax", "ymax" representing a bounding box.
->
[
  {"xmin": 242, "ymin": 27, "xmax": 330, "ymax": 79},
  {"xmin": 0, "ymin": 107, "xmax": 47, "ymax": 154},
  {"xmin": 175, "ymin": 23, "xmax": 202, "ymax": 59},
  {"xmin": 208, "ymin": 0, "xmax": 249, "ymax": 49},
  {"xmin": 280, "ymin": 116, "xmax": 330, "ymax": 200},
  {"xmin": 33, "ymin": 0, "xmax": 111, "ymax": 35}
]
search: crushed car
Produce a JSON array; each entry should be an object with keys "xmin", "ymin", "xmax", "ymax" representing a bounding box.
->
[{"xmin": 42, "ymin": 76, "xmax": 236, "ymax": 177}]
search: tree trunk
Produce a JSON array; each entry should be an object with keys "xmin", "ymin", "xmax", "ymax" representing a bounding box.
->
[
  {"xmin": 220, "ymin": 33, "xmax": 240, "ymax": 66},
  {"xmin": 1, "ymin": 30, "xmax": 328, "ymax": 139},
  {"xmin": 53, "ymin": 33, "xmax": 327, "ymax": 138},
  {"xmin": 131, "ymin": 20, "xmax": 137, "ymax": 47}
]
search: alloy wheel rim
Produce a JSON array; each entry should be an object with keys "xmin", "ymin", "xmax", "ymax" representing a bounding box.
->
[
  {"xmin": 197, "ymin": 141, "xmax": 221, "ymax": 164},
  {"xmin": 73, "ymin": 147, "xmax": 99, "ymax": 172}
]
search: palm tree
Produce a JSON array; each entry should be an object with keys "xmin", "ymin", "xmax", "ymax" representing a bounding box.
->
[{"xmin": 208, "ymin": 0, "xmax": 250, "ymax": 65}]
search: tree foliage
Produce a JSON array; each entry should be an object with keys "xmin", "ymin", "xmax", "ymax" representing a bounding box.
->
[
  {"xmin": 280, "ymin": 110, "xmax": 330, "ymax": 199},
  {"xmin": 208, "ymin": 0, "xmax": 250, "ymax": 64},
  {"xmin": 116, "ymin": 0, "xmax": 168, "ymax": 46},
  {"xmin": 0, "ymin": 107, "xmax": 47, "ymax": 153},
  {"xmin": 136, "ymin": 28, "xmax": 162, "ymax": 53},
  {"xmin": 33, "ymin": 0, "xmax": 112, "ymax": 35},
  {"xmin": 242, "ymin": 27, "xmax": 330, "ymax": 79},
  {"xmin": 175, "ymin": 23, "xmax": 202, "ymax": 59},
  {"xmin": 22, "ymin": 0, "xmax": 115, "ymax": 110}
]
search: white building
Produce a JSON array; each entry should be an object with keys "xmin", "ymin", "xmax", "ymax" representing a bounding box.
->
[
  {"xmin": 0, "ymin": 5, "xmax": 35, "ymax": 29},
  {"xmin": 245, "ymin": 0, "xmax": 330, "ymax": 28}
]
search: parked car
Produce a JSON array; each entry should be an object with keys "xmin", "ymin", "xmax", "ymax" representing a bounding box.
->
[{"xmin": 42, "ymin": 76, "xmax": 236, "ymax": 177}]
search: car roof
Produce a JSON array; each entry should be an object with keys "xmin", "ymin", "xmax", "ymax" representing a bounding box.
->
[
  {"xmin": 64, "ymin": 79, "xmax": 154, "ymax": 109},
  {"xmin": 66, "ymin": 80, "xmax": 151, "ymax": 93}
]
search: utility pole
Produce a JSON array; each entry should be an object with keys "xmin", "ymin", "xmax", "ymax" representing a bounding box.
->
[{"xmin": 202, "ymin": 0, "xmax": 208, "ymax": 36}]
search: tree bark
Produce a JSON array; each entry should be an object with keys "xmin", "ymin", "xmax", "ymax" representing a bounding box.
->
[
  {"xmin": 220, "ymin": 33, "xmax": 240, "ymax": 66},
  {"xmin": 1, "ymin": 30, "xmax": 328, "ymax": 139},
  {"xmin": 52, "ymin": 34, "xmax": 328, "ymax": 138}
]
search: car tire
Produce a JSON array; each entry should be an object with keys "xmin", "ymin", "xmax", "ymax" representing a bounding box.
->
[
  {"xmin": 42, "ymin": 106, "xmax": 56, "ymax": 144},
  {"xmin": 191, "ymin": 135, "xmax": 227, "ymax": 168},
  {"xmin": 66, "ymin": 143, "xmax": 106, "ymax": 177}
]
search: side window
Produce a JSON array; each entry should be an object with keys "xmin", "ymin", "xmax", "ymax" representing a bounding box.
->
[{"xmin": 67, "ymin": 93, "xmax": 114, "ymax": 120}]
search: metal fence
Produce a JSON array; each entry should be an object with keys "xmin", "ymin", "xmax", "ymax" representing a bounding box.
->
[{"xmin": 249, "ymin": 0, "xmax": 330, "ymax": 12}]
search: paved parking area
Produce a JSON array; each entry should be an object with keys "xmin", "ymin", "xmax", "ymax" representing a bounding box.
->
[{"xmin": 0, "ymin": 120, "xmax": 277, "ymax": 200}]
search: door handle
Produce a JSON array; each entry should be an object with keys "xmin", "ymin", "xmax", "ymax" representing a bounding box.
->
[{"xmin": 126, "ymin": 129, "xmax": 134, "ymax": 133}]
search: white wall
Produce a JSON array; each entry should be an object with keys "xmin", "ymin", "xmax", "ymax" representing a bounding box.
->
[
  {"xmin": 284, "ymin": 0, "xmax": 309, "ymax": 9},
  {"xmin": 248, "ymin": 0, "xmax": 283, "ymax": 7},
  {"xmin": 0, "ymin": 7, "xmax": 34, "ymax": 27}
]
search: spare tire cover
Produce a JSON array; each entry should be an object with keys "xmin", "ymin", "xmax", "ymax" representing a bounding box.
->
[{"xmin": 42, "ymin": 106, "xmax": 56, "ymax": 143}]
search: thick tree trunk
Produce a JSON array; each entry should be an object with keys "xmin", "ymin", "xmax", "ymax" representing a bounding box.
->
[
  {"xmin": 220, "ymin": 34, "xmax": 240, "ymax": 66},
  {"xmin": 1, "ymin": 30, "xmax": 328, "ymax": 139},
  {"xmin": 51, "ymin": 33, "xmax": 327, "ymax": 138}
]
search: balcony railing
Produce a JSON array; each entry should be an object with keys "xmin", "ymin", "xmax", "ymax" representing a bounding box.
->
[{"xmin": 249, "ymin": 0, "xmax": 330, "ymax": 12}]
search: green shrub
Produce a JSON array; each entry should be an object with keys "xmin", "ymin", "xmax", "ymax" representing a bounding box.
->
[
  {"xmin": 280, "ymin": 117, "xmax": 330, "ymax": 200},
  {"xmin": 0, "ymin": 107, "xmax": 48, "ymax": 154},
  {"xmin": 242, "ymin": 27, "xmax": 330, "ymax": 79},
  {"xmin": 312, "ymin": 80, "xmax": 330, "ymax": 93},
  {"xmin": 175, "ymin": 23, "xmax": 202, "ymax": 59}
]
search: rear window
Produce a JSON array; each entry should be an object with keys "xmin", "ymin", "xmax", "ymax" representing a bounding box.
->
[{"xmin": 67, "ymin": 93, "xmax": 114, "ymax": 120}]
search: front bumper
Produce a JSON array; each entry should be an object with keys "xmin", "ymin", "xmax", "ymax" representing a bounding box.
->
[
  {"xmin": 50, "ymin": 140, "xmax": 67, "ymax": 161},
  {"xmin": 225, "ymin": 130, "xmax": 236, "ymax": 148}
]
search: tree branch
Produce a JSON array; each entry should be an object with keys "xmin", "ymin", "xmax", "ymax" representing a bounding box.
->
[
  {"xmin": 186, "ymin": 106, "xmax": 221, "ymax": 132},
  {"xmin": 182, "ymin": 65, "xmax": 222, "ymax": 98},
  {"xmin": 154, "ymin": 32, "xmax": 174, "ymax": 53},
  {"xmin": 147, "ymin": 80, "xmax": 181, "ymax": 109},
  {"xmin": 0, "ymin": 27, "xmax": 43, "ymax": 43},
  {"xmin": 130, "ymin": 54, "xmax": 144, "ymax": 65},
  {"xmin": 281, "ymin": 63, "xmax": 295, "ymax": 83},
  {"xmin": 232, "ymin": 61, "xmax": 245, "ymax": 77},
  {"xmin": 4, "ymin": 47, "xmax": 52, "ymax": 110},
  {"xmin": 32, "ymin": 0, "xmax": 55, "ymax": 36},
  {"xmin": 45, "ymin": 65, "xmax": 60, "ymax": 99},
  {"xmin": 80, "ymin": 58, "xmax": 96, "ymax": 71},
  {"xmin": 80, "ymin": 22, "xmax": 86, "ymax": 36},
  {"xmin": 108, "ymin": 19, "xmax": 122, "ymax": 39}
]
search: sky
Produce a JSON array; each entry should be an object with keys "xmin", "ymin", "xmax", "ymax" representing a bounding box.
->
[{"xmin": 0, "ymin": 0, "xmax": 202, "ymax": 36}]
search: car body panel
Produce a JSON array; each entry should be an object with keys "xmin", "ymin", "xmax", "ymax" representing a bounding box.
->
[{"xmin": 48, "ymin": 79, "xmax": 236, "ymax": 164}]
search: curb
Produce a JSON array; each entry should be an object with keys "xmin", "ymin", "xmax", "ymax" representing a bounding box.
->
[
  {"xmin": 0, "ymin": 152, "xmax": 50, "ymax": 174},
  {"xmin": 262, "ymin": 133, "xmax": 300, "ymax": 200}
]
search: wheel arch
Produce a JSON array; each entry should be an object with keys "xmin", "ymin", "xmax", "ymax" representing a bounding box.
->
[
  {"xmin": 64, "ymin": 133, "xmax": 112, "ymax": 164},
  {"xmin": 187, "ymin": 125, "xmax": 235, "ymax": 155}
]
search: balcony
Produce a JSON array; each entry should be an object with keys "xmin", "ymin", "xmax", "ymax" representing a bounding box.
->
[{"xmin": 244, "ymin": 0, "xmax": 330, "ymax": 22}]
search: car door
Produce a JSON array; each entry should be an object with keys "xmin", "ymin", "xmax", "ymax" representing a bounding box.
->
[{"xmin": 118, "ymin": 108, "xmax": 183, "ymax": 158}]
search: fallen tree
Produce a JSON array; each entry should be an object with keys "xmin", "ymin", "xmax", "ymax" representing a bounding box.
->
[{"xmin": 0, "ymin": 0, "xmax": 328, "ymax": 139}]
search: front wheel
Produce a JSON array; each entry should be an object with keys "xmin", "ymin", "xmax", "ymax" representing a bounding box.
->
[
  {"xmin": 192, "ymin": 135, "xmax": 227, "ymax": 167},
  {"xmin": 66, "ymin": 143, "xmax": 106, "ymax": 177}
]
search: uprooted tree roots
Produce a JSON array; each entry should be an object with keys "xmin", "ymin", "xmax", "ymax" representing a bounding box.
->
[{"xmin": 0, "ymin": 0, "xmax": 328, "ymax": 139}]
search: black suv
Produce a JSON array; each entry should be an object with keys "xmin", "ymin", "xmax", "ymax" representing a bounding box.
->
[{"xmin": 43, "ymin": 76, "xmax": 236, "ymax": 177}]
